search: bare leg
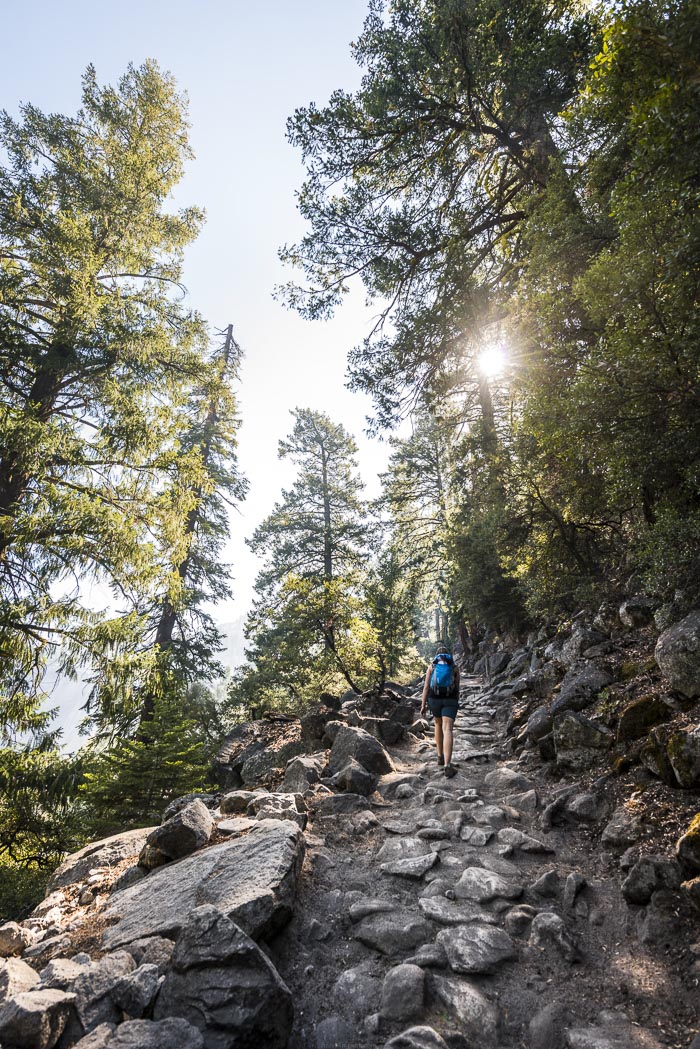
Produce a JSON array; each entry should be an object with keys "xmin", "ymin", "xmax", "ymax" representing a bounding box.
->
[
  {"xmin": 442, "ymin": 717, "xmax": 454, "ymax": 766},
  {"xmin": 434, "ymin": 716, "xmax": 444, "ymax": 758}
]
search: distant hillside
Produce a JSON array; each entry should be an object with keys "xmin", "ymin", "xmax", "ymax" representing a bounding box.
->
[{"xmin": 47, "ymin": 617, "xmax": 247, "ymax": 752}]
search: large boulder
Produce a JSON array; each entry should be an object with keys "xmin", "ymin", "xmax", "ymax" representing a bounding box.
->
[
  {"xmin": 103, "ymin": 819, "xmax": 304, "ymax": 949},
  {"xmin": 0, "ymin": 988, "xmax": 76, "ymax": 1049},
  {"xmin": 240, "ymin": 739, "xmax": 308, "ymax": 785},
  {"xmin": 327, "ymin": 725, "xmax": 394, "ymax": 777},
  {"xmin": 139, "ymin": 800, "xmax": 213, "ymax": 870},
  {"xmin": 553, "ymin": 711, "xmax": 612, "ymax": 771},
  {"xmin": 328, "ymin": 758, "xmax": 377, "ymax": 796},
  {"xmin": 666, "ymin": 726, "xmax": 700, "ymax": 788},
  {"xmin": 640, "ymin": 725, "xmax": 678, "ymax": 786},
  {"xmin": 616, "ymin": 695, "xmax": 672, "ymax": 743},
  {"xmin": 551, "ymin": 664, "xmax": 613, "ymax": 716},
  {"xmin": 246, "ymin": 792, "xmax": 307, "ymax": 829},
  {"xmin": 47, "ymin": 828, "xmax": 154, "ymax": 894},
  {"xmin": 281, "ymin": 753, "xmax": 325, "ymax": 793},
  {"xmin": 0, "ymin": 922, "xmax": 32, "ymax": 957},
  {"xmin": 655, "ymin": 611, "xmax": 700, "ymax": 697},
  {"xmin": 560, "ymin": 626, "xmax": 607, "ymax": 667},
  {"xmin": 360, "ymin": 717, "xmax": 405, "ymax": 746},
  {"xmin": 0, "ymin": 958, "xmax": 39, "ymax": 1001},
  {"xmin": 153, "ymin": 905, "xmax": 292, "ymax": 1049},
  {"xmin": 70, "ymin": 951, "xmax": 136, "ymax": 1033}
]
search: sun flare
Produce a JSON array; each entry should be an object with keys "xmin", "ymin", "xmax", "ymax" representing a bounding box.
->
[{"xmin": 477, "ymin": 344, "xmax": 507, "ymax": 378}]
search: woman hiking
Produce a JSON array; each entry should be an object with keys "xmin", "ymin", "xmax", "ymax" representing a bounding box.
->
[{"xmin": 420, "ymin": 642, "xmax": 460, "ymax": 778}]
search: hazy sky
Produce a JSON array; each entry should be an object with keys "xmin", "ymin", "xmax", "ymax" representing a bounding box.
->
[{"xmin": 1, "ymin": 0, "xmax": 393, "ymax": 632}]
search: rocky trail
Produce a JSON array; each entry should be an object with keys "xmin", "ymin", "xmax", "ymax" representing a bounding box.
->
[
  {"xmin": 2, "ymin": 624, "xmax": 700, "ymax": 1049},
  {"xmin": 273, "ymin": 677, "xmax": 698, "ymax": 1049}
]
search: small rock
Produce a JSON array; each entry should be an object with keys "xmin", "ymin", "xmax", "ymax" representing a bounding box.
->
[
  {"xmin": 418, "ymin": 898, "xmax": 496, "ymax": 926},
  {"xmin": 619, "ymin": 596, "xmax": 655, "ymax": 628},
  {"xmin": 529, "ymin": 1002, "xmax": 574, "ymax": 1049},
  {"xmin": 139, "ymin": 800, "xmax": 213, "ymax": 869},
  {"xmin": 405, "ymin": 943, "xmax": 448, "ymax": 968},
  {"xmin": 621, "ymin": 855, "xmax": 682, "ymax": 905},
  {"xmin": 529, "ymin": 913, "xmax": 578, "ymax": 961},
  {"xmin": 72, "ymin": 950, "xmax": 136, "ymax": 1030},
  {"xmin": 383, "ymin": 1026, "xmax": 450, "ymax": 1049},
  {"xmin": 505, "ymin": 906, "xmax": 537, "ymax": 937},
  {"xmin": 437, "ymin": 924, "xmax": 516, "ymax": 974},
  {"xmin": 454, "ymin": 866, "xmax": 523, "ymax": 903},
  {"xmin": 532, "ymin": 869, "xmax": 560, "ymax": 898},
  {"xmin": 431, "ymin": 976, "xmax": 499, "ymax": 1045},
  {"xmin": 566, "ymin": 792, "xmax": 606, "ymax": 824},
  {"xmin": 353, "ymin": 912, "xmax": 434, "ymax": 955},
  {"xmin": 396, "ymin": 783, "xmax": 415, "ymax": 799},
  {"xmin": 459, "ymin": 826, "xmax": 494, "ymax": 846},
  {"xmin": 333, "ymin": 967, "xmax": 380, "ymax": 1018},
  {"xmin": 676, "ymin": 814, "xmax": 700, "ymax": 873},
  {"xmin": 0, "ymin": 922, "xmax": 32, "ymax": 957},
  {"xmin": 124, "ymin": 937, "xmax": 174, "ymax": 974},
  {"xmin": 380, "ymin": 853, "xmax": 439, "ymax": 879},
  {"xmin": 39, "ymin": 957, "xmax": 89, "ymax": 990},
  {"xmin": 111, "ymin": 964, "xmax": 161, "ymax": 1018},
  {"xmin": 380, "ymin": 964, "xmax": 425, "ymax": 1021},
  {"xmin": 601, "ymin": 807, "xmax": 643, "ymax": 850},
  {"xmin": 497, "ymin": 827, "xmax": 555, "ymax": 855},
  {"xmin": 506, "ymin": 789, "xmax": 538, "ymax": 813},
  {"xmin": 636, "ymin": 889, "xmax": 681, "ymax": 946},
  {"xmin": 220, "ymin": 789, "xmax": 261, "ymax": 815},
  {"xmin": 681, "ymin": 877, "xmax": 700, "ymax": 914},
  {"xmin": 328, "ymin": 725, "xmax": 394, "ymax": 776},
  {"xmin": 563, "ymin": 872, "xmax": 586, "ymax": 910},
  {"xmin": 484, "ymin": 767, "xmax": 534, "ymax": 794}
]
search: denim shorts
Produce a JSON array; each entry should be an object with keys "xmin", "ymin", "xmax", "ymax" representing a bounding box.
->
[{"xmin": 428, "ymin": 696, "xmax": 458, "ymax": 720}]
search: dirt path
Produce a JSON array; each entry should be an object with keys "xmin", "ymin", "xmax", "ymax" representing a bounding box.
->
[{"xmin": 272, "ymin": 678, "xmax": 698, "ymax": 1049}]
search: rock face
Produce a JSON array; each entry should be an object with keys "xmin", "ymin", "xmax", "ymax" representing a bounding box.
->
[
  {"xmin": 153, "ymin": 905, "xmax": 293, "ymax": 1049},
  {"xmin": 47, "ymin": 828, "xmax": 154, "ymax": 893},
  {"xmin": 139, "ymin": 800, "xmax": 214, "ymax": 870},
  {"xmin": 655, "ymin": 611, "xmax": 700, "ymax": 697},
  {"xmin": 327, "ymin": 725, "xmax": 394, "ymax": 777},
  {"xmin": 104, "ymin": 820, "xmax": 304, "ymax": 949}
]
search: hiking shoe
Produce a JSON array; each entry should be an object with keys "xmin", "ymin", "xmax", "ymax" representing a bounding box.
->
[
  {"xmin": 437, "ymin": 754, "xmax": 445, "ymax": 767},
  {"xmin": 444, "ymin": 764, "xmax": 457, "ymax": 779}
]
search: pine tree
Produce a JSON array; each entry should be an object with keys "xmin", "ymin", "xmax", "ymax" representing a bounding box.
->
[
  {"xmin": 0, "ymin": 61, "xmax": 209, "ymax": 725},
  {"xmin": 233, "ymin": 410, "xmax": 379, "ymax": 709},
  {"xmin": 85, "ymin": 325, "xmax": 247, "ymax": 736}
]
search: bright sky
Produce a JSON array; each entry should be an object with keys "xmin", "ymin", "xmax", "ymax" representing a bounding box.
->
[{"xmin": 1, "ymin": 0, "xmax": 392, "ymax": 634}]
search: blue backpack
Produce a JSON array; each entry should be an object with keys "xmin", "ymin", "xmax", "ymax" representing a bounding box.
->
[{"xmin": 431, "ymin": 653, "xmax": 455, "ymax": 697}]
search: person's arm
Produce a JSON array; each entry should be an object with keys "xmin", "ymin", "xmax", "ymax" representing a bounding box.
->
[{"xmin": 420, "ymin": 666, "xmax": 432, "ymax": 717}]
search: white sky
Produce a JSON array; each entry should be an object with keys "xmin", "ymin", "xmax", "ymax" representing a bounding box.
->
[{"xmin": 1, "ymin": 1, "xmax": 395, "ymax": 630}]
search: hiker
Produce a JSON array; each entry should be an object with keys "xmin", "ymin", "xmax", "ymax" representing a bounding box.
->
[{"xmin": 420, "ymin": 642, "xmax": 460, "ymax": 778}]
